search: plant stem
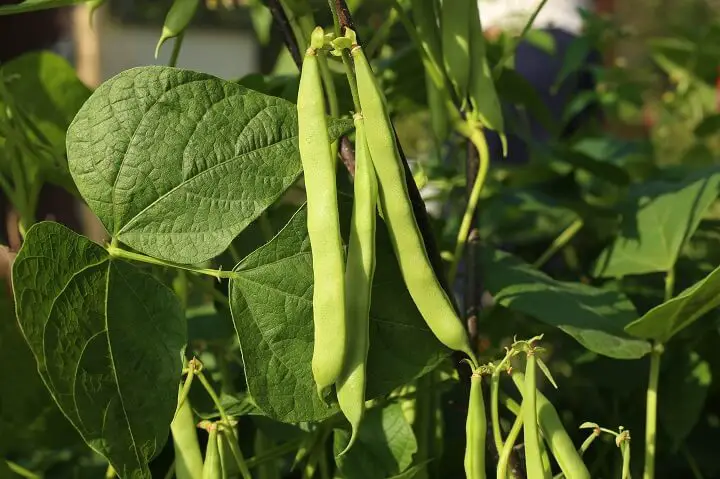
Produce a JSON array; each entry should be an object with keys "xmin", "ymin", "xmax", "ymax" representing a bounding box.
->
[
  {"xmin": 682, "ymin": 446, "xmax": 704, "ymax": 479},
  {"xmin": 168, "ymin": 32, "xmax": 184, "ymax": 67},
  {"xmin": 643, "ymin": 343, "xmax": 663, "ymax": 479},
  {"xmin": 664, "ymin": 268, "xmax": 675, "ymax": 301},
  {"xmin": 533, "ymin": 218, "xmax": 584, "ymax": 269},
  {"xmin": 6, "ymin": 461, "xmax": 40, "ymax": 479},
  {"xmin": 493, "ymin": 0, "xmax": 550, "ymax": 76},
  {"xmin": 106, "ymin": 245, "xmax": 235, "ymax": 280},
  {"xmin": 265, "ymin": 0, "xmax": 302, "ymax": 67},
  {"xmin": 497, "ymin": 408, "xmax": 524, "ymax": 479},
  {"xmin": 449, "ymin": 125, "xmax": 490, "ymax": 284},
  {"xmin": 246, "ymin": 439, "xmax": 304, "ymax": 469},
  {"xmin": 197, "ymin": 371, "xmax": 252, "ymax": 479},
  {"xmin": 621, "ymin": 441, "xmax": 631, "ymax": 479}
]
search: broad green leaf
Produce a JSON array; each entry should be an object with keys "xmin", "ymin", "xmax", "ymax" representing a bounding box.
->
[
  {"xmin": 12, "ymin": 222, "xmax": 186, "ymax": 478},
  {"xmin": 0, "ymin": 288, "xmax": 79, "ymax": 454},
  {"xmin": 229, "ymin": 205, "xmax": 447, "ymax": 422},
  {"xmin": 0, "ymin": 0, "xmax": 89, "ymax": 14},
  {"xmin": 1, "ymin": 52, "xmax": 91, "ymax": 153},
  {"xmin": 625, "ymin": 263, "xmax": 720, "ymax": 342},
  {"xmin": 594, "ymin": 168, "xmax": 720, "ymax": 278},
  {"xmin": 482, "ymin": 248, "xmax": 650, "ymax": 359},
  {"xmin": 333, "ymin": 402, "xmax": 418, "ymax": 479},
  {"xmin": 67, "ymin": 66, "xmax": 352, "ymax": 264},
  {"xmin": 658, "ymin": 351, "xmax": 711, "ymax": 451}
]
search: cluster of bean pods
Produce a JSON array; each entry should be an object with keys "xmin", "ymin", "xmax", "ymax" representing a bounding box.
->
[{"xmin": 296, "ymin": 25, "xmax": 478, "ymax": 456}]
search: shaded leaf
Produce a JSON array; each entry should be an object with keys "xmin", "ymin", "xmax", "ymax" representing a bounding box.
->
[
  {"xmin": 67, "ymin": 66, "xmax": 352, "ymax": 264},
  {"xmin": 1, "ymin": 52, "xmax": 91, "ymax": 153},
  {"xmin": 333, "ymin": 402, "xmax": 417, "ymax": 479},
  {"xmin": 594, "ymin": 168, "xmax": 720, "ymax": 278},
  {"xmin": 229, "ymin": 205, "xmax": 447, "ymax": 422},
  {"xmin": 12, "ymin": 222, "xmax": 186, "ymax": 478},
  {"xmin": 496, "ymin": 67, "xmax": 557, "ymax": 135},
  {"xmin": 658, "ymin": 351, "xmax": 711, "ymax": 451},
  {"xmin": 482, "ymin": 248, "xmax": 650, "ymax": 359},
  {"xmin": 625, "ymin": 263, "xmax": 720, "ymax": 342},
  {"xmin": 0, "ymin": 288, "xmax": 79, "ymax": 455}
]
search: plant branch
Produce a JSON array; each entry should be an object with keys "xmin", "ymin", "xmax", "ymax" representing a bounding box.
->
[
  {"xmin": 464, "ymin": 139, "xmax": 480, "ymax": 345},
  {"xmin": 168, "ymin": 32, "xmax": 184, "ymax": 67},
  {"xmin": 106, "ymin": 245, "xmax": 236, "ymax": 280},
  {"xmin": 266, "ymin": 0, "xmax": 303, "ymax": 68},
  {"xmin": 643, "ymin": 342, "xmax": 663, "ymax": 479},
  {"xmin": 533, "ymin": 218, "xmax": 584, "ymax": 269},
  {"xmin": 449, "ymin": 124, "xmax": 490, "ymax": 284}
]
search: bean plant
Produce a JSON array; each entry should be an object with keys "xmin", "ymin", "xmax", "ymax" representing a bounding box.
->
[{"xmin": 1, "ymin": 0, "xmax": 719, "ymax": 478}]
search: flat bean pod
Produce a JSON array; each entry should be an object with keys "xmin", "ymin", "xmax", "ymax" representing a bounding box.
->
[
  {"xmin": 336, "ymin": 113, "xmax": 378, "ymax": 456},
  {"xmin": 298, "ymin": 27, "xmax": 347, "ymax": 397},
  {"xmin": 351, "ymin": 44, "xmax": 475, "ymax": 363}
]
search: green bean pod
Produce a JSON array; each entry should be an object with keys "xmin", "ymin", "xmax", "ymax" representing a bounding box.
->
[
  {"xmin": 155, "ymin": 0, "xmax": 200, "ymax": 58},
  {"xmin": 217, "ymin": 427, "xmax": 229, "ymax": 479},
  {"xmin": 441, "ymin": 0, "xmax": 472, "ymax": 103},
  {"xmin": 171, "ymin": 393, "xmax": 204, "ymax": 479},
  {"xmin": 468, "ymin": 0, "xmax": 505, "ymax": 137},
  {"xmin": 523, "ymin": 354, "xmax": 547, "ymax": 479},
  {"xmin": 299, "ymin": 27, "xmax": 347, "ymax": 397},
  {"xmin": 336, "ymin": 113, "xmax": 378, "ymax": 456},
  {"xmin": 511, "ymin": 371, "xmax": 590, "ymax": 479},
  {"xmin": 464, "ymin": 371, "xmax": 487, "ymax": 479},
  {"xmin": 203, "ymin": 425, "xmax": 222, "ymax": 479},
  {"xmin": 351, "ymin": 45, "xmax": 475, "ymax": 362}
]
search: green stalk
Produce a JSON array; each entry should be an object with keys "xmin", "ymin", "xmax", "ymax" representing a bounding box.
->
[
  {"xmin": 106, "ymin": 245, "xmax": 235, "ymax": 280},
  {"xmin": 6, "ymin": 461, "xmax": 41, "ymax": 479},
  {"xmin": 169, "ymin": 31, "xmax": 185, "ymax": 67},
  {"xmin": 621, "ymin": 441, "xmax": 631, "ymax": 479},
  {"xmin": 246, "ymin": 439, "xmax": 305, "ymax": 469},
  {"xmin": 448, "ymin": 124, "xmax": 490, "ymax": 284},
  {"xmin": 497, "ymin": 407, "xmax": 524, "ymax": 479},
  {"xmin": 493, "ymin": 0, "xmax": 550, "ymax": 76},
  {"xmin": 643, "ymin": 344, "xmax": 662, "ymax": 479},
  {"xmin": 533, "ymin": 219, "xmax": 584, "ymax": 269}
]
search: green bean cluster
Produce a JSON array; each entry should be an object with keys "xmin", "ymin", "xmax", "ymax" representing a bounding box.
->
[{"xmin": 296, "ymin": 23, "xmax": 480, "ymax": 455}]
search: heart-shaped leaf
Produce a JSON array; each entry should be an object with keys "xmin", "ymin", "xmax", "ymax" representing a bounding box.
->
[
  {"xmin": 593, "ymin": 168, "xmax": 720, "ymax": 278},
  {"xmin": 229, "ymin": 204, "xmax": 447, "ymax": 422},
  {"xmin": 482, "ymin": 248, "xmax": 650, "ymax": 359},
  {"xmin": 67, "ymin": 66, "xmax": 352, "ymax": 264},
  {"xmin": 12, "ymin": 222, "xmax": 186, "ymax": 478},
  {"xmin": 625, "ymin": 263, "xmax": 720, "ymax": 342}
]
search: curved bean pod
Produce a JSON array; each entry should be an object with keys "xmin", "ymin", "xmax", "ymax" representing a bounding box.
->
[
  {"xmin": 351, "ymin": 44, "xmax": 475, "ymax": 363},
  {"xmin": 336, "ymin": 113, "xmax": 378, "ymax": 456},
  {"xmin": 203, "ymin": 425, "xmax": 221, "ymax": 479},
  {"xmin": 298, "ymin": 27, "xmax": 347, "ymax": 397}
]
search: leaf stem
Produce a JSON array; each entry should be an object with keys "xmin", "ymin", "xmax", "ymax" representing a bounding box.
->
[
  {"xmin": 493, "ymin": 0, "xmax": 550, "ymax": 76},
  {"xmin": 245, "ymin": 439, "xmax": 305, "ymax": 469},
  {"xmin": 664, "ymin": 268, "xmax": 675, "ymax": 302},
  {"xmin": 643, "ymin": 343, "xmax": 663, "ymax": 479},
  {"xmin": 168, "ymin": 32, "xmax": 184, "ymax": 68},
  {"xmin": 533, "ymin": 218, "xmax": 584, "ymax": 269},
  {"xmin": 449, "ymin": 124, "xmax": 490, "ymax": 284},
  {"xmin": 497, "ymin": 407, "xmax": 524, "ymax": 479},
  {"xmin": 106, "ymin": 245, "xmax": 236, "ymax": 280},
  {"xmin": 197, "ymin": 371, "xmax": 252, "ymax": 479},
  {"xmin": 6, "ymin": 461, "xmax": 40, "ymax": 479}
]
